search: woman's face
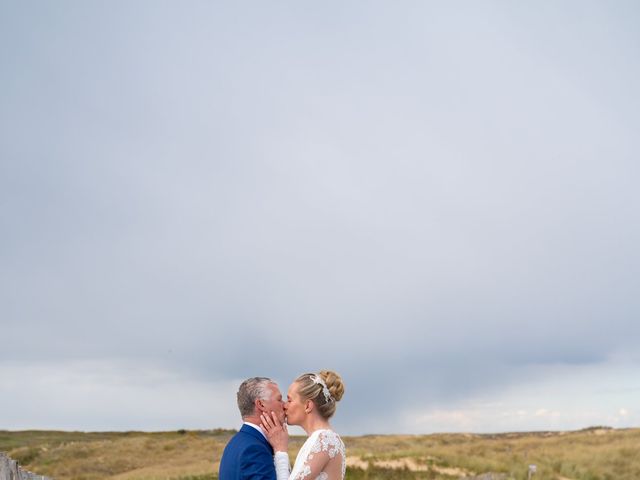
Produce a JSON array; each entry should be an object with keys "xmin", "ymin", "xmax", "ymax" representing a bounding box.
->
[{"xmin": 284, "ymin": 381, "xmax": 306, "ymax": 426}]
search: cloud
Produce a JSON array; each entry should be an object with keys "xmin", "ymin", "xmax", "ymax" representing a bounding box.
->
[
  {"xmin": 0, "ymin": 360, "xmax": 241, "ymax": 431},
  {"xmin": 1, "ymin": 1, "xmax": 639, "ymax": 433}
]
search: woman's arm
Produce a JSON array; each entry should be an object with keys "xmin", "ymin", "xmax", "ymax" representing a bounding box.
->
[{"xmin": 261, "ymin": 412, "xmax": 290, "ymax": 480}]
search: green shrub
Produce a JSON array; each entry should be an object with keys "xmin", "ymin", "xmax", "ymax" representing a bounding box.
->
[{"xmin": 11, "ymin": 446, "xmax": 41, "ymax": 465}]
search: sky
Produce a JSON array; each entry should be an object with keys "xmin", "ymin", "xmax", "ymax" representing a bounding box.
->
[{"xmin": 1, "ymin": 1, "xmax": 639, "ymax": 436}]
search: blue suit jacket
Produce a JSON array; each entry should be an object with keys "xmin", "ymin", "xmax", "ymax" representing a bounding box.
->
[{"xmin": 219, "ymin": 424, "xmax": 276, "ymax": 480}]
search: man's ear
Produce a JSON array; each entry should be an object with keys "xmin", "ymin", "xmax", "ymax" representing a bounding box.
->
[{"xmin": 255, "ymin": 398, "xmax": 264, "ymax": 413}]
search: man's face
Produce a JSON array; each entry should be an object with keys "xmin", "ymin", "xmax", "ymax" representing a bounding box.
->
[{"xmin": 260, "ymin": 383, "xmax": 285, "ymax": 423}]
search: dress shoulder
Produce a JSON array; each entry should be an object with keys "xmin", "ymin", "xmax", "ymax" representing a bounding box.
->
[
  {"xmin": 290, "ymin": 429, "xmax": 346, "ymax": 480},
  {"xmin": 310, "ymin": 430, "xmax": 345, "ymax": 459}
]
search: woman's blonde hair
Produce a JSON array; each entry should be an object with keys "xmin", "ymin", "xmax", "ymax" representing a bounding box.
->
[{"xmin": 295, "ymin": 370, "xmax": 345, "ymax": 419}]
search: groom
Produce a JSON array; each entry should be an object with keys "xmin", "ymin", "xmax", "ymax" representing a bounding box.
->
[{"xmin": 218, "ymin": 377, "xmax": 286, "ymax": 480}]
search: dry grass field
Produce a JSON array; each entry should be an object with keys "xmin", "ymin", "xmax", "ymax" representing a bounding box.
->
[{"xmin": 1, "ymin": 427, "xmax": 638, "ymax": 480}]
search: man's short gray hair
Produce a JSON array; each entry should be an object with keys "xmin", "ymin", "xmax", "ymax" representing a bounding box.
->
[{"xmin": 237, "ymin": 377, "xmax": 274, "ymax": 418}]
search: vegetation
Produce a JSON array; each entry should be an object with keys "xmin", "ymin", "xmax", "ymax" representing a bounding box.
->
[{"xmin": 1, "ymin": 427, "xmax": 638, "ymax": 480}]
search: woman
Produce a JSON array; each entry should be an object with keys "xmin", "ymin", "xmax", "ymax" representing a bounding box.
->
[{"xmin": 260, "ymin": 370, "xmax": 346, "ymax": 480}]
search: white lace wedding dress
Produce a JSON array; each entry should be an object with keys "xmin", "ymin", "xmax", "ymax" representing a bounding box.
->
[{"xmin": 273, "ymin": 429, "xmax": 346, "ymax": 480}]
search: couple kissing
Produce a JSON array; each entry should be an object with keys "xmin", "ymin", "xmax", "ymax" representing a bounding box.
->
[{"xmin": 219, "ymin": 370, "xmax": 346, "ymax": 480}]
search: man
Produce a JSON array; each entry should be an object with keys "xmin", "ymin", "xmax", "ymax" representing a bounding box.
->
[{"xmin": 219, "ymin": 377, "xmax": 286, "ymax": 480}]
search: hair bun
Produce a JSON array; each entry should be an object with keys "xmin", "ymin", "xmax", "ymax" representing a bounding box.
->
[{"xmin": 319, "ymin": 370, "xmax": 345, "ymax": 402}]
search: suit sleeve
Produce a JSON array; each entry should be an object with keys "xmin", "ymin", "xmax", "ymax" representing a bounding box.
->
[{"xmin": 240, "ymin": 444, "xmax": 277, "ymax": 480}]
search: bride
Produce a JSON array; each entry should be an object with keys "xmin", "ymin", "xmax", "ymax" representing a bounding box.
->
[{"xmin": 260, "ymin": 370, "xmax": 346, "ymax": 480}]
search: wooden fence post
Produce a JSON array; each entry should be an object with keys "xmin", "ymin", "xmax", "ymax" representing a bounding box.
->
[{"xmin": 0, "ymin": 453, "xmax": 52, "ymax": 480}]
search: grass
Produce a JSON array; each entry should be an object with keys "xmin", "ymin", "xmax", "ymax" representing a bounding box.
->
[{"xmin": 1, "ymin": 427, "xmax": 639, "ymax": 480}]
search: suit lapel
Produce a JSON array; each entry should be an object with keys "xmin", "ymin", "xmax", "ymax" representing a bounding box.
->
[{"xmin": 240, "ymin": 424, "xmax": 273, "ymax": 453}]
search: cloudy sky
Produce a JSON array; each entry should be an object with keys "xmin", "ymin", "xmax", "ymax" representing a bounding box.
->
[{"xmin": 1, "ymin": 1, "xmax": 639, "ymax": 435}]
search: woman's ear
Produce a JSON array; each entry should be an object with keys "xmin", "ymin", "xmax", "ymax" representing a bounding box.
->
[{"xmin": 305, "ymin": 399, "xmax": 313, "ymax": 414}]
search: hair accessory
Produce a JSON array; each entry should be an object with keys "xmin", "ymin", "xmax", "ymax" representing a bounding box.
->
[{"xmin": 311, "ymin": 374, "xmax": 333, "ymax": 403}]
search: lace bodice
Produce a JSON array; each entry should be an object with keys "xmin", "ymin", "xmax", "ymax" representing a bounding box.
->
[{"xmin": 274, "ymin": 429, "xmax": 346, "ymax": 480}]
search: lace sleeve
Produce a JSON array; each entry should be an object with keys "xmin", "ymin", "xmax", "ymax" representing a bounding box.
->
[
  {"xmin": 292, "ymin": 431, "xmax": 344, "ymax": 480},
  {"xmin": 273, "ymin": 451, "xmax": 290, "ymax": 480}
]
